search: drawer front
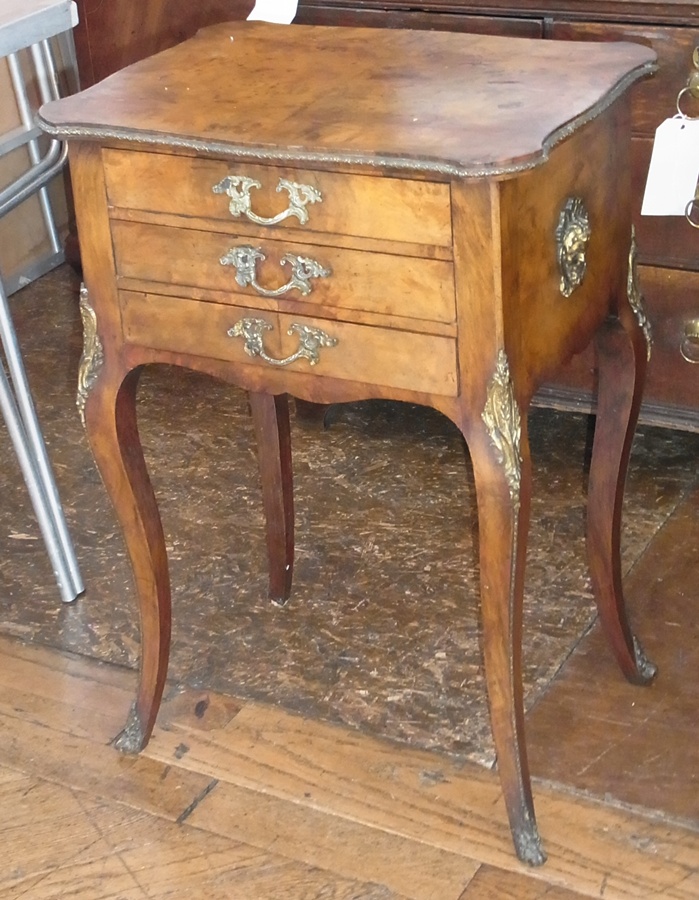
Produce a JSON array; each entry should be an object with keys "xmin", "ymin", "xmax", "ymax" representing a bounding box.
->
[
  {"xmin": 640, "ymin": 265, "xmax": 699, "ymax": 409},
  {"xmin": 120, "ymin": 291, "xmax": 459, "ymax": 397},
  {"xmin": 103, "ymin": 150, "xmax": 453, "ymax": 248},
  {"xmin": 632, "ymin": 137, "xmax": 699, "ymax": 271},
  {"xmin": 111, "ymin": 220, "xmax": 457, "ymax": 326},
  {"xmin": 547, "ymin": 22, "xmax": 699, "ymax": 137},
  {"xmin": 295, "ymin": 4, "xmax": 543, "ymax": 38},
  {"xmin": 538, "ymin": 265, "xmax": 699, "ymax": 418}
]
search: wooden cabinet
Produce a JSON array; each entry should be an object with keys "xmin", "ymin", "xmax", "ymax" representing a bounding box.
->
[
  {"xmin": 72, "ymin": 0, "xmax": 252, "ymax": 87},
  {"xmin": 296, "ymin": 0, "xmax": 699, "ymax": 430}
]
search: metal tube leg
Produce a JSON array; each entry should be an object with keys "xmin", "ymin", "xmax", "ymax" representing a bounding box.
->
[
  {"xmin": 8, "ymin": 49, "xmax": 61, "ymax": 254},
  {"xmin": 0, "ymin": 361, "xmax": 78, "ymax": 602},
  {"xmin": 0, "ymin": 281, "xmax": 83, "ymax": 601}
]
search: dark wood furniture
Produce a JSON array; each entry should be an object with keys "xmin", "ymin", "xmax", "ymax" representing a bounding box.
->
[
  {"xmin": 40, "ymin": 22, "xmax": 656, "ymax": 864},
  {"xmin": 295, "ymin": 0, "xmax": 699, "ymax": 431},
  {"xmin": 72, "ymin": 0, "xmax": 252, "ymax": 88}
]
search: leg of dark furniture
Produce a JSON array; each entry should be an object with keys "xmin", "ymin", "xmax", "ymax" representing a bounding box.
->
[
  {"xmin": 249, "ymin": 391, "xmax": 294, "ymax": 605},
  {"xmin": 465, "ymin": 408, "xmax": 545, "ymax": 866},
  {"xmin": 293, "ymin": 398, "xmax": 332, "ymax": 429},
  {"xmin": 84, "ymin": 365, "xmax": 172, "ymax": 751},
  {"xmin": 588, "ymin": 311, "xmax": 657, "ymax": 685}
]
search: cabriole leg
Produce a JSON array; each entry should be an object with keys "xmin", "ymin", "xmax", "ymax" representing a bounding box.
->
[
  {"xmin": 464, "ymin": 351, "xmax": 546, "ymax": 865},
  {"xmin": 588, "ymin": 304, "xmax": 657, "ymax": 685},
  {"xmin": 83, "ymin": 364, "xmax": 171, "ymax": 752}
]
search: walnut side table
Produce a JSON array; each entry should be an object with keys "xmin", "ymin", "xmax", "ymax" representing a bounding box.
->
[{"xmin": 40, "ymin": 22, "xmax": 657, "ymax": 864}]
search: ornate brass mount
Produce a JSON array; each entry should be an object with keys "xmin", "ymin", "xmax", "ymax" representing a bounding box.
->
[
  {"xmin": 627, "ymin": 228, "xmax": 652, "ymax": 362},
  {"xmin": 228, "ymin": 317, "xmax": 338, "ymax": 367},
  {"xmin": 555, "ymin": 197, "xmax": 591, "ymax": 298},
  {"xmin": 220, "ymin": 245, "xmax": 331, "ymax": 298},
  {"xmin": 212, "ymin": 175, "xmax": 322, "ymax": 226},
  {"xmin": 482, "ymin": 349, "xmax": 522, "ymax": 508},
  {"xmin": 76, "ymin": 284, "xmax": 104, "ymax": 427}
]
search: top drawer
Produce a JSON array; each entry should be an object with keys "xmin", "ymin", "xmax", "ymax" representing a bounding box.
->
[
  {"xmin": 102, "ymin": 149, "xmax": 453, "ymax": 249},
  {"xmin": 547, "ymin": 22, "xmax": 699, "ymax": 136}
]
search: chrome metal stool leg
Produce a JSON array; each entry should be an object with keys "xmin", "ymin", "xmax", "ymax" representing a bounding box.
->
[
  {"xmin": 0, "ymin": 279, "xmax": 83, "ymax": 601},
  {"xmin": 0, "ymin": 1, "xmax": 83, "ymax": 602}
]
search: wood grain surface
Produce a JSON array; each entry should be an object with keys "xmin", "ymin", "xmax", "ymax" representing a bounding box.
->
[
  {"xmin": 40, "ymin": 22, "xmax": 655, "ymax": 174},
  {"xmin": 1, "ymin": 632, "xmax": 698, "ymax": 897}
]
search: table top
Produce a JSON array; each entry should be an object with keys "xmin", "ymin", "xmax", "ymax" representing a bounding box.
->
[{"xmin": 39, "ymin": 21, "xmax": 655, "ymax": 176}]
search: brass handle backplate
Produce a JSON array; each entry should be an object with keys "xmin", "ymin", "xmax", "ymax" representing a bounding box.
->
[
  {"xmin": 227, "ymin": 317, "xmax": 338, "ymax": 367},
  {"xmin": 220, "ymin": 245, "xmax": 331, "ymax": 297},
  {"xmin": 680, "ymin": 318, "xmax": 699, "ymax": 363},
  {"xmin": 212, "ymin": 175, "xmax": 322, "ymax": 226}
]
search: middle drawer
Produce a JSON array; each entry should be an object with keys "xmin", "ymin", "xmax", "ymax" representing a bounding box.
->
[{"xmin": 111, "ymin": 220, "xmax": 457, "ymax": 327}]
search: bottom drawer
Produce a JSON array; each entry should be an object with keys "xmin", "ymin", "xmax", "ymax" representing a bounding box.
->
[
  {"xmin": 639, "ymin": 265, "xmax": 699, "ymax": 409},
  {"xmin": 536, "ymin": 265, "xmax": 699, "ymax": 428},
  {"xmin": 120, "ymin": 291, "xmax": 459, "ymax": 397}
]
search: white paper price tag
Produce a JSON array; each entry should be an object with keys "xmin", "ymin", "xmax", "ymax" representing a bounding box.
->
[
  {"xmin": 247, "ymin": 0, "xmax": 298, "ymax": 24},
  {"xmin": 641, "ymin": 117, "xmax": 699, "ymax": 216}
]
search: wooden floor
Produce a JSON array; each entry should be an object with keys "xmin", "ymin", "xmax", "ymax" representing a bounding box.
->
[
  {"xmin": 0, "ymin": 635, "xmax": 696, "ymax": 900},
  {"xmin": 1, "ymin": 474, "xmax": 698, "ymax": 900}
]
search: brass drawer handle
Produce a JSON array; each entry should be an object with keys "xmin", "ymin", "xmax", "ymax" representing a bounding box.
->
[
  {"xmin": 685, "ymin": 193, "xmax": 699, "ymax": 228},
  {"xmin": 220, "ymin": 245, "xmax": 331, "ymax": 297},
  {"xmin": 212, "ymin": 175, "xmax": 322, "ymax": 226},
  {"xmin": 680, "ymin": 318, "xmax": 699, "ymax": 363},
  {"xmin": 677, "ymin": 47, "xmax": 699, "ymax": 115},
  {"xmin": 228, "ymin": 317, "xmax": 338, "ymax": 367}
]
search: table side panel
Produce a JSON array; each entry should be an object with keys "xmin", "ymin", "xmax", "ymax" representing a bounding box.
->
[
  {"xmin": 498, "ymin": 104, "xmax": 632, "ymax": 396},
  {"xmin": 68, "ymin": 143, "xmax": 125, "ymax": 353}
]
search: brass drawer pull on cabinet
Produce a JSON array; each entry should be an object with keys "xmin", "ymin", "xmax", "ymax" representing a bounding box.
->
[
  {"xmin": 220, "ymin": 245, "xmax": 331, "ymax": 297},
  {"xmin": 212, "ymin": 175, "xmax": 322, "ymax": 225},
  {"xmin": 228, "ymin": 317, "xmax": 338, "ymax": 367},
  {"xmin": 680, "ymin": 319, "xmax": 699, "ymax": 363}
]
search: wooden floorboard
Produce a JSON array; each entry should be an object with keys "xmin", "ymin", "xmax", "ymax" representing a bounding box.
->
[
  {"xmin": 527, "ymin": 484, "xmax": 699, "ymax": 824},
  {"xmin": 148, "ymin": 692, "xmax": 699, "ymax": 898},
  {"xmin": 0, "ymin": 766, "xmax": 405, "ymax": 899},
  {"xmin": 0, "ymin": 633, "xmax": 697, "ymax": 898}
]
